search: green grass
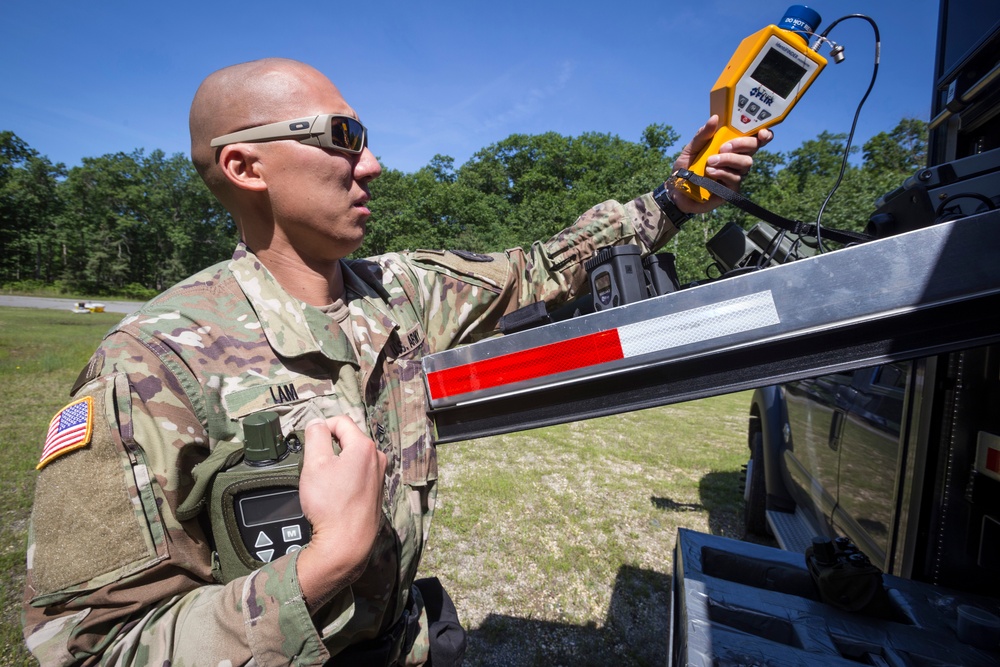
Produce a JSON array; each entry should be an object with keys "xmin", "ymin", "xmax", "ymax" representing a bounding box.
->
[
  {"xmin": 0, "ymin": 308, "xmax": 121, "ymax": 666},
  {"xmin": 1, "ymin": 281, "xmax": 157, "ymax": 302},
  {"xmin": 0, "ymin": 306, "xmax": 760, "ymax": 666},
  {"xmin": 422, "ymin": 395, "xmax": 756, "ymax": 663}
]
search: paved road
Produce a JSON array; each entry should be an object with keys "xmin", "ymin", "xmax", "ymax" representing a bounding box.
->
[{"xmin": 0, "ymin": 295, "xmax": 146, "ymax": 314}]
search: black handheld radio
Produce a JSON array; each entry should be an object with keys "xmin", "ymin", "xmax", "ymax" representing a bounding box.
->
[{"xmin": 209, "ymin": 411, "xmax": 310, "ymax": 581}]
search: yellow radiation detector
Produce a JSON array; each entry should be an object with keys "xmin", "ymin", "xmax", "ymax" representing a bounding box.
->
[{"xmin": 678, "ymin": 6, "xmax": 827, "ymax": 202}]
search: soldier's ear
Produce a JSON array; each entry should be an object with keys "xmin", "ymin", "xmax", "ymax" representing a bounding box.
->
[{"xmin": 217, "ymin": 144, "xmax": 268, "ymax": 193}]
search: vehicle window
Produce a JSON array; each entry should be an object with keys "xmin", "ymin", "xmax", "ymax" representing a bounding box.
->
[{"xmin": 873, "ymin": 363, "xmax": 907, "ymax": 391}]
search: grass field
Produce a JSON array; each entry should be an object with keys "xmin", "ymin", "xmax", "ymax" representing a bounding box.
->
[
  {"xmin": 0, "ymin": 306, "xmax": 761, "ymax": 666},
  {"xmin": 0, "ymin": 307, "xmax": 123, "ymax": 667}
]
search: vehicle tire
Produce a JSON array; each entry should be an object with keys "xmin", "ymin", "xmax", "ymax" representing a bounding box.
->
[{"xmin": 744, "ymin": 431, "xmax": 768, "ymax": 537}]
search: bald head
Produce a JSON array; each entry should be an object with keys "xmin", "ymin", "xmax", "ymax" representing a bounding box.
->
[{"xmin": 189, "ymin": 58, "xmax": 343, "ymax": 196}]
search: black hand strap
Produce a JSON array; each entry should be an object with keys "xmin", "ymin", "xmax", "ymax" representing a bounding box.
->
[{"xmin": 673, "ymin": 169, "xmax": 874, "ymax": 246}]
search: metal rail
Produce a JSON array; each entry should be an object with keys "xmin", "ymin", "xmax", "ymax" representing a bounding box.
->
[
  {"xmin": 929, "ymin": 59, "xmax": 1000, "ymax": 131},
  {"xmin": 424, "ymin": 210, "xmax": 1000, "ymax": 443}
]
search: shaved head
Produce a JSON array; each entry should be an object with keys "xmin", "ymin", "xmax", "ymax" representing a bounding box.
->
[
  {"xmin": 185, "ymin": 57, "xmax": 378, "ymax": 273},
  {"xmin": 189, "ymin": 58, "xmax": 344, "ymax": 198}
]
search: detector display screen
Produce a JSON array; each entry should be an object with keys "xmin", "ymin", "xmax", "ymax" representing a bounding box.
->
[{"xmin": 750, "ymin": 48, "xmax": 809, "ymax": 99}]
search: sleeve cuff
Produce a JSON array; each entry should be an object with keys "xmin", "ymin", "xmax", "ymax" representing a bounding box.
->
[
  {"xmin": 241, "ymin": 550, "xmax": 330, "ymax": 667},
  {"xmin": 652, "ymin": 181, "xmax": 694, "ymax": 230},
  {"xmin": 627, "ymin": 192, "xmax": 687, "ymax": 255}
]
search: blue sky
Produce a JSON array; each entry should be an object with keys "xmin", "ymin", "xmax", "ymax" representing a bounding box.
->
[{"xmin": 2, "ymin": 1, "xmax": 939, "ymax": 175}]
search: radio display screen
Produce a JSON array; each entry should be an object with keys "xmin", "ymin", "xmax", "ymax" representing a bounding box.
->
[{"xmin": 239, "ymin": 489, "xmax": 303, "ymax": 527}]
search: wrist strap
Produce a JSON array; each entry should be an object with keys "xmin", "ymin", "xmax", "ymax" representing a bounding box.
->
[
  {"xmin": 671, "ymin": 169, "xmax": 874, "ymax": 246},
  {"xmin": 653, "ymin": 181, "xmax": 694, "ymax": 229}
]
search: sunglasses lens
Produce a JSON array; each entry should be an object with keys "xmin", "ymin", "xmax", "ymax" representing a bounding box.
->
[{"xmin": 331, "ymin": 117, "xmax": 366, "ymax": 152}]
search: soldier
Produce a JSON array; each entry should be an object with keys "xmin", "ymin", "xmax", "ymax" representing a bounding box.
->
[{"xmin": 23, "ymin": 58, "xmax": 769, "ymax": 665}]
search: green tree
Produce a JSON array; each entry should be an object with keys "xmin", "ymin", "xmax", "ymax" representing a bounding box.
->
[
  {"xmin": 131, "ymin": 150, "xmax": 235, "ymax": 291},
  {"xmin": 362, "ymin": 163, "xmax": 460, "ymax": 257},
  {"xmin": 747, "ymin": 131, "xmax": 874, "ymax": 236},
  {"xmin": 56, "ymin": 152, "xmax": 143, "ymax": 292},
  {"xmin": 55, "ymin": 150, "xmax": 235, "ymax": 295},
  {"xmin": 453, "ymin": 126, "xmax": 678, "ymax": 250},
  {"xmin": 0, "ymin": 132, "xmax": 65, "ymax": 284},
  {"xmin": 860, "ymin": 117, "xmax": 930, "ymax": 216},
  {"xmin": 863, "ymin": 117, "xmax": 927, "ymax": 174},
  {"xmin": 642, "ymin": 123, "xmax": 681, "ymax": 158},
  {"xmin": 364, "ymin": 126, "xmax": 680, "ymax": 258},
  {"xmin": 785, "ymin": 131, "xmax": 853, "ymax": 185},
  {"xmin": 2, "ymin": 115, "xmax": 932, "ymax": 298}
]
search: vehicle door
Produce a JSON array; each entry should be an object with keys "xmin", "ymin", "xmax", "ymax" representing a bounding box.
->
[
  {"xmin": 781, "ymin": 370, "xmax": 857, "ymax": 525},
  {"xmin": 834, "ymin": 362, "xmax": 908, "ymax": 570}
]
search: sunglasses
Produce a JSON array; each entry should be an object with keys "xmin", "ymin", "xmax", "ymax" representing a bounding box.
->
[{"xmin": 210, "ymin": 114, "xmax": 368, "ymax": 154}]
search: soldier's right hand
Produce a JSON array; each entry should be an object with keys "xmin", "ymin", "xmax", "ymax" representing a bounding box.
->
[{"xmin": 296, "ymin": 416, "xmax": 387, "ymax": 612}]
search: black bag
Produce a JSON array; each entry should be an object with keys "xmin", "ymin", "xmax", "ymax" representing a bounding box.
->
[{"xmin": 414, "ymin": 577, "xmax": 467, "ymax": 666}]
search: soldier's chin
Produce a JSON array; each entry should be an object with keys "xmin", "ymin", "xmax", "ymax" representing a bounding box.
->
[{"xmin": 342, "ymin": 229, "xmax": 366, "ymax": 256}]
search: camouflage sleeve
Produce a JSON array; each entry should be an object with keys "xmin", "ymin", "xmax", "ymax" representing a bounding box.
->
[
  {"xmin": 22, "ymin": 333, "xmax": 329, "ymax": 666},
  {"xmin": 397, "ymin": 192, "xmax": 678, "ymax": 349}
]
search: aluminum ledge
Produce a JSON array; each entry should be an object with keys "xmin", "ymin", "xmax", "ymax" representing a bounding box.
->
[{"xmin": 424, "ymin": 210, "xmax": 1000, "ymax": 443}]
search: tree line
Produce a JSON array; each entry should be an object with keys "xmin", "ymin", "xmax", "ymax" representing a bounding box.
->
[{"xmin": 0, "ymin": 118, "xmax": 926, "ymax": 298}]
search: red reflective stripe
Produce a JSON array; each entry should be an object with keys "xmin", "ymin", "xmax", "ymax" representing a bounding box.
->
[
  {"xmin": 427, "ymin": 329, "xmax": 624, "ymax": 400},
  {"xmin": 987, "ymin": 447, "xmax": 1000, "ymax": 475}
]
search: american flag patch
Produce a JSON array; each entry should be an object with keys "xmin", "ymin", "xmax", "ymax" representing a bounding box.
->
[{"xmin": 37, "ymin": 396, "xmax": 94, "ymax": 470}]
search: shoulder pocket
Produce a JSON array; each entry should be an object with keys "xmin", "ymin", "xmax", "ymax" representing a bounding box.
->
[
  {"xmin": 29, "ymin": 374, "xmax": 167, "ymax": 606},
  {"xmin": 410, "ymin": 249, "xmax": 508, "ymax": 291}
]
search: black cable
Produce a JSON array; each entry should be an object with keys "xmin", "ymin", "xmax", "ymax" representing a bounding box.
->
[
  {"xmin": 757, "ymin": 228, "xmax": 788, "ymax": 267},
  {"xmin": 788, "ymin": 235, "xmax": 803, "ymax": 260},
  {"xmin": 812, "ymin": 15, "xmax": 881, "ymax": 253},
  {"xmin": 721, "ymin": 266, "xmax": 761, "ymax": 279}
]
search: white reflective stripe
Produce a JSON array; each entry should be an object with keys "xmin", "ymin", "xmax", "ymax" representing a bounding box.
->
[{"xmin": 618, "ymin": 291, "xmax": 780, "ymax": 358}]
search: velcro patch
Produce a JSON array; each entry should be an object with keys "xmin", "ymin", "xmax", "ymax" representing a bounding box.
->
[
  {"xmin": 37, "ymin": 397, "xmax": 94, "ymax": 470},
  {"xmin": 31, "ymin": 378, "xmax": 154, "ymax": 596},
  {"xmin": 449, "ymin": 249, "xmax": 494, "ymax": 263}
]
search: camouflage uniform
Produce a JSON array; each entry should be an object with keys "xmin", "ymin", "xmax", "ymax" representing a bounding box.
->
[{"xmin": 23, "ymin": 193, "xmax": 681, "ymax": 666}]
